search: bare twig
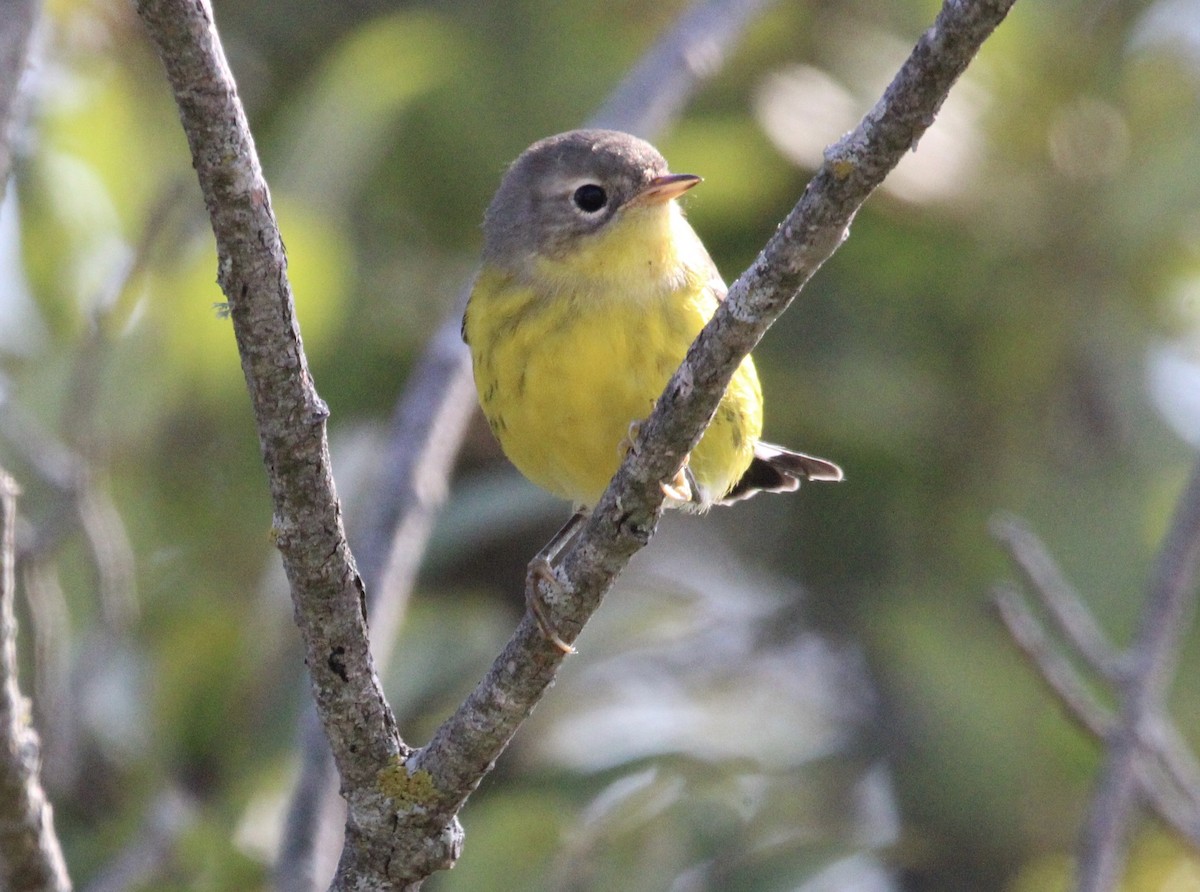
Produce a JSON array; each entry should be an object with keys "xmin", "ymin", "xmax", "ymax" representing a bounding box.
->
[
  {"xmin": 275, "ymin": 715, "xmax": 346, "ymax": 892},
  {"xmin": 0, "ymin": 468, "xmax": 72, "ymax": 892},
  {"xmin": 993, "ymin": 584, "xmax": 1200, "ymax": 847},
  {"xmin": 992, "ymin": 583, "xmax": 1114, "ymax": 738},
  {"xmin": 131, "ymin": 0, "xmax": 428, "ymax": 886},
  {"xmin": 0, "ymin": 183, "xmax": 182, "ymax": 800},
  {"xmin": 81, "ymin": 788, "xmax": 194, "ymax": 892},
  {"xmin": 0, "ymin": 178, "xmax": 179, "ymax": 631},
  {"xmin": 1076, "ymin": 460, "xmax": 1200, "ymax": 891},
  {"xmin": 991, "ymin": 513, "xmax": 1123, "ymax": 679},
  {"xmin": 1142, "ymin": 717, "xmax": 1200, "ymax": 823},
  {"xmin": 992, "ymin": 514, "xmax": 1200, "ymax": 810},
  {"xmin": 589, "ymin": 0, "xmax": 778, "ymax": 139}
]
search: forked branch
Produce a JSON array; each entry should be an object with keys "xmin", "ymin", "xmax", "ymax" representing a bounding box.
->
[
  {"xmin": 992, "ymin": 462, "xmax": 1200, "ymax": 891},
  {"xmin": 134, "ymin": 0, "xmax": 1018, "ymax": 886}
]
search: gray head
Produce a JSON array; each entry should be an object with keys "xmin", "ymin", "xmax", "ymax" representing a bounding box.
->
[{"xmin": 481, "ymin": 129, "xmax": 699, "ymax": 271}]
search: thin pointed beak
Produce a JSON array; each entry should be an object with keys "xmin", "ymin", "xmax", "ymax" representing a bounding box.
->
[{"xmin": 633, "ymin": 173, "xmax": 702, "ymax": 205}]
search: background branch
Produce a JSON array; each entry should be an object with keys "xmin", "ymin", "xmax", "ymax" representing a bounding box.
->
[
  {"xmin": 993, "ymin": 459, "xmax": 1200, "ymax": 889},
  {"xmin": 588, "ymin": 0, "xmax": 777, "ymax": 138},
  {"xmin": 0, "ymin": 0, "xmax": 38, "ymax": 201},
  {"xmin": 991, "ymin": 513, "xmax": 1123, "ymax": 679},
  {"xmin": 1076, "ymin": 459, "xmax": 1200, "ymax": 891},
  {"xmin": 992, "ymin": 583, "xmax": 1200, "ymax": 847},
  {"xmin": 991, "ymin": 582, "xmax": 1116, "ymax": 742},
  {"xmin": 0, "ymin": 468, "xmax": 71, "ymax": 892}
]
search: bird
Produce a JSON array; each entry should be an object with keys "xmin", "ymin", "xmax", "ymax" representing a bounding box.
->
[{"xmin": 462, "ymin": 129, "xmax": 842, "ymax": 649}]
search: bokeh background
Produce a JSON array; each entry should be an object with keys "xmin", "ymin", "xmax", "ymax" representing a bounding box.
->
[{"xmin": 2, "ymin": 0, "xmax": 1200, "ymax": 889}]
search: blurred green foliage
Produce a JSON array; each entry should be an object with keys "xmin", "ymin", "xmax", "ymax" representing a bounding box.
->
[{"xmin": 3, "ymin": 0, "xmax": 1200, "ymax": 889}]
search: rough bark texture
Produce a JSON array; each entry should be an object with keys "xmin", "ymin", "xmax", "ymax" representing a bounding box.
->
[
  {"xmin": 277, "ymin": 317, "xmax": 477, "ymax": 892},
  {"xmin": 131, "ymin": 0, "xmax": 450, "ymax": 884}
]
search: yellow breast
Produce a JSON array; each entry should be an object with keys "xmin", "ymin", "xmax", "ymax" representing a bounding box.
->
[{"xmin": 464, "ymin": 202, "xmax": 762, "ymax": 509}]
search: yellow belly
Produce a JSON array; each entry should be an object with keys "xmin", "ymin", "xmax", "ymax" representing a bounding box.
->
[{"xmin": 466, "ymin": 269, "xmax": 762, "ymax": 508}]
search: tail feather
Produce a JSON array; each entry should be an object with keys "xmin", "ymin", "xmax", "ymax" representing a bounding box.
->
[{"xmin": 721, "ymin": 441, "xmax": 843, "ymax": 504}]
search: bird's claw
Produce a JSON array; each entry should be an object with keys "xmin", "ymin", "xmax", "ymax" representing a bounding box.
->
[{"xmin": 526, "ymin": 559, "xmax": 576, "ymax": 654}]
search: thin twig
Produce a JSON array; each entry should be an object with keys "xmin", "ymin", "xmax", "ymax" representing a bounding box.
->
[
  {"xmin": 589, "ymin": 0, "xmax": 778, "ymax": 139},
  {"xmin": 1142, "ymin": 717, "xmax": 1200, "ymax": 820},
  {"xmin": 1076, "ymin": 460, "xmax": 1200, "ymax": 892},
  {"xmin": 992, "ymin": 583, "xmax": 1114, "ymax": 738},
  {"xmin": 993, "ymin": 584, "xmax": 1200, "ymax": 847},
  {"xmin": 0, "ymin": 468, "xmax": 72, "ymax": 892},
  {"xmin": 991, "ymin": 513, "xmax": 1124, "ymax": 679},
  {"xmin": 81, "ymin": 788, "xmax": 194, "ymax": 892},
  {"xmin": 0, "ymin": 170, "xmax": 178, "ymax": 628}
]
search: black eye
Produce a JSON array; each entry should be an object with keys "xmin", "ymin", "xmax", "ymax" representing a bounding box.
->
[{"xmin": 572, "ymin": 184, "xmax": 608, "ymax": 213}]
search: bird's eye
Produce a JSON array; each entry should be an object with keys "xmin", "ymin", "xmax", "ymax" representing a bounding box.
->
[{"xmin": 572, "ymin": 184, "xmax": 608, "ymax": 214}]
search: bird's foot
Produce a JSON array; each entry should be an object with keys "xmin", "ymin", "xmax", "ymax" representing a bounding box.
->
[
  {"xmin": 660, "ymin": 450, "xmax": 701, "ymax": 503},
  {"xmin": 618, "ymin": 419, "xmax": 643, "ymax": 458},
  {"xmin": 526, "ymin": 558, "xmax": 576, "ymax": 654},
  {"xmin": 660, "ymin": 457, "xmax": 693, "ymax": 503},
  {"xmin": 621, "ymin": 421, "xmax": 694, "ymax": 503},
  {"xmin": 524, "ymin": 512, "xmax": 587, "ymax": 654}
]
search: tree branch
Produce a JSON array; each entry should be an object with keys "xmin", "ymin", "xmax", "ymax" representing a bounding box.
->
[
  {"xmin": 992, "ymin": 583, "xmax": 1200, "ymax": 848},
  {"xmin": 991, "ymin": 513, "xmax": 1123, "ymax": 679},
  {"xmin": 588, "ymin": 0, "xmax": 777, "ymax": 139},
  {"xmin": 992, "ymin": 513, "xmax": 1200, "ymax": 806},
  {"xmin": 80, "ymin": 788, "xmax": 193, "ymax": 892},
  {"xmin": 991, "ymin": 583, "xmax": 1115, "ymax": 740},
  {"xmin": 0, "ymin": 468, "xmax": 72, "ymax": 892},
  {"xmin": 130, "ymin": 0, "xmax": 435, "ymax": 884},
  {"xmin": 1076, "ymin": 459, "xmax": 1200, "ymax": 891},
  {"xmin": 406, "ymin": 0, "xmax": 1018, "ymax": 842},
  {"xmin": 275, "ymin": 317, "xmax": 478, "ymax": 892}
]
